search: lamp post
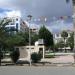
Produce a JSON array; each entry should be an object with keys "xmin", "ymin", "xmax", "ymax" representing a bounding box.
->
[
  {"xmin": 72, "ymin": 0, "xmax": 75, "ymax": 64},
  {"xmin": 27, "ymin": 15, "xmax": 32, "ymax": 66},
  {"xmin": 72, "ymin": 15, "xmax": 75, "ymax": 63}
]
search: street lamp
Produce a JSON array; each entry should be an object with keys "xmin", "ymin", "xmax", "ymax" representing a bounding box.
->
[
  {"xmin": 27, "ymin": 15, "xmax": 32, "ymax": 66},
  {"xmin": 72, "ymin": 14, "xmax": 75, "ymax": 63},
  {"xmin": 72, "ymin": 0, "xmax": 75, "ymax": 63}
]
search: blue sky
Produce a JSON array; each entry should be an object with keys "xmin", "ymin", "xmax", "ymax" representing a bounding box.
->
[{"xmin": 0, "ymin": 0, "xmax": 73, "ymax": 33}]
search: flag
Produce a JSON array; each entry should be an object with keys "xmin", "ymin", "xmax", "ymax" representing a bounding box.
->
[
  {"xmin": 67, "ymin": 16, "xmax": 71, "ymax": 18},
  {"xmin": 60, "ymin": 16, "xmax": 63, "ymax": 19},
  {"xmin": 59, "ymin": 16, "xmax": 69, "ymax": 20},
  {"xmin": 63, "ymin": 16, "xmax": 68, "ymax": 19}
]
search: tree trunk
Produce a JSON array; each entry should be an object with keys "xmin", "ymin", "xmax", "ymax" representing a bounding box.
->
[{"xmin": 64, "ymin": 38, "xmax": 67, "ymax": 53}]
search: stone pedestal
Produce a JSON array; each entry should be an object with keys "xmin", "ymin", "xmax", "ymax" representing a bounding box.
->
[{"xmin": 18, "ymin": 47, "xmax": 30, "ymax": 61}]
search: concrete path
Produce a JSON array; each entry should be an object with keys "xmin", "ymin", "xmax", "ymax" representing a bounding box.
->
[{"xmin": 42, "ymin": 55, "xmax": 74, "ymax": 63}]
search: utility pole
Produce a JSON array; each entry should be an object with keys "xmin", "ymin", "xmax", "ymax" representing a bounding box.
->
[{"xmin": 27, "ymin": 15, "xmax": 32, "ymax": 66}]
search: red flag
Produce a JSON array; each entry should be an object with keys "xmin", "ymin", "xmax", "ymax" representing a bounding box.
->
[{"xmin": 60, "ymin": 16, "xmax": 63, "ymax": 19}]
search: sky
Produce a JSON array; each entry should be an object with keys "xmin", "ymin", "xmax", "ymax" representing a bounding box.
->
[{"xmin": 0, "ymin": 0, "xmax": 74, "ymax": 33}]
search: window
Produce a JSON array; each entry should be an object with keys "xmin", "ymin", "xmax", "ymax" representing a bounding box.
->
[
  {"xmin": 31, "ymin": 48, "xmax": 34, "ymax": 49},
  {"xmin": 10, "ymin": 19, "xmax": 15, "ymax": 25},
  {"xmin": 10, "ymin": 27, "xmax": 15, "ymax": 31},
  {"xmin": 26, "ymin": 48, "xmax": 29, "ymax": 49},
  {"xmin": 5, "ymin": 27, "xmax": 10, "ymax": 31},
  {"xmin": 56, "ymin": 34, "xmax": 59, "ymax": 37},
  {"xmin": 16, "ymin": 23, "xmax": 18, "ymax": 29},
  {"xmin": 16, "ymin": 18, "xmax": 18, "ymax": 21},
  {"xmin": 16, "ymin": 23, "xmax": 18, "ymax": 26}
]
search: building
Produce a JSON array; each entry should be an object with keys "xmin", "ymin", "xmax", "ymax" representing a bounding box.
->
[
  {"xmin": 30, "ymin": 28, "xmax": 38, "ymax": 33},
  {"xmin": 20, "ymin": 20, "xmax": 29, "ymax": 32},
  {"xmin": 29, "ymin": 24, "xmax": 39, "ymax": 34},
  {"xmin": 53, "ymin": 30, "xmax": 71, "ymax": 44},
  {"xmin": 1, "ymin": 16, "xmax": 28, "ymax": 34},
  {"xmin": 53, "ymin": 30, "xmax": 73, "ymax": 51}
]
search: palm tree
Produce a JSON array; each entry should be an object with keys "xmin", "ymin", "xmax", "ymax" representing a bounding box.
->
[
  {"xmin": 0, "ymin": 19, "xmax": 10, "ymax": 66},
  {"xmin": 61, "ymin": 31, "xmax": 68, "ymax": 53}
]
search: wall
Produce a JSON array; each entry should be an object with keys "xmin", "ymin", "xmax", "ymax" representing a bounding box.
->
[{"xmin": 16, "ymin": 45, "xmax": 45, "ymax": 61}]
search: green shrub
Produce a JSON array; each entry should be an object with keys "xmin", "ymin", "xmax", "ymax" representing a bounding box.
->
[
  {"xmin": 10, "ymin": 49, "xmax": 20, "ymax": 63},
  {"xmin": 0, "ymin": 51, "xmax": 3, "ymax": 59},
  {"xmin": 31, "ymin": 52, "xmax": 42, "ymax": 63},
  {"xmin": 45, "ymin": 55, "xmax": 55, "ymax": 58}
]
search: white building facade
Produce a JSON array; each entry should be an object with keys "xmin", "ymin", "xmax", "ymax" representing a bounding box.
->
[
  {"xmin": 3, "ymin": 16, "xmax": 28, "ymax": 33},
  {"xmin": 53, "ymin": 30, "xmax": 73, "ymax": 51},
  {"xmin": 0, "ymin": 10, "xmax": 29, "ymax": 33},
  {"xmin": 5, "ymin": 17, "xmax": 20, "ymax": 31},
  {"xmin": 54, "ymin": 31, "xmax": 71, "ymax": 44}
]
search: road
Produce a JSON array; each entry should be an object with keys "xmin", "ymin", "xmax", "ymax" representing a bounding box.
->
[{"xmin": 0, "ymin": 66, "xmax": 75, "ymax": 75}]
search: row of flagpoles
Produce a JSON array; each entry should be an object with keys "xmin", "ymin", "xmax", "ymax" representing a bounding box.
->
[{"xmin": 31, "ymin": 16, "xmax": 72, "ymax": 22}]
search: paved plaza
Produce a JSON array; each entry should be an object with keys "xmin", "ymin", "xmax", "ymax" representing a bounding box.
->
[{"xmin": 42, "ymin": 55, "xmax": 74, "ymax": 64}]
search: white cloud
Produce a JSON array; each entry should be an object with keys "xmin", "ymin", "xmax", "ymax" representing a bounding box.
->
[
  {"xmin": 0, "ymin": 12, "xmax": 6, "ymax": 18},
  {"xmin": 0, "ymin": 0, "xmax": 73, "ymax": 18},
  {"xmin": 6, "ymin": 10, "xmax": 21, "ymax": 17},
  {"xmin": 0, "ymin": 10, "xmax": 21, "ymax": 18},
  {"xmin": 49, "ymin": 19, "xmax": 73, "ymax": 32},
  {"xmin": 0, "ymin": 0, "xmax": 13, "ymax": 9}
]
